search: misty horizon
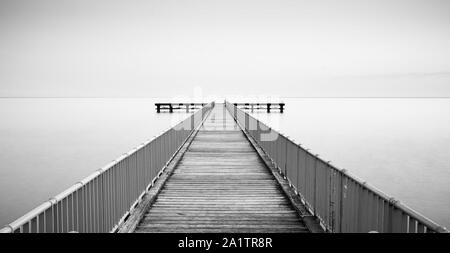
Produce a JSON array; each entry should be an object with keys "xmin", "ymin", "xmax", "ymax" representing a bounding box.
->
[{"xmin": 1, "ymin": 0, "xmax": 450, "ymax": 98}]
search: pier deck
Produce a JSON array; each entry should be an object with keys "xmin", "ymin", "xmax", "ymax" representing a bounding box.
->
[{"xmin": 134, "ymin": 104, "xmax": 310, "ymax": 233}]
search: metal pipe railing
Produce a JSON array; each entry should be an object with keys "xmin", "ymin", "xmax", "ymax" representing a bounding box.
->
[
  {"xmin": 0, "ymin": 102, "xmax": 215, "ymax": 233},
  {"xmin": 225, "ymin": 101, "xmax": 447, "ymax": 233}
]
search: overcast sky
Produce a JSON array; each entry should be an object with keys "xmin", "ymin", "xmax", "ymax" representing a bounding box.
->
[{"xmin": 1, "ymin": 0, "xmax": 449, "ymax": 97}]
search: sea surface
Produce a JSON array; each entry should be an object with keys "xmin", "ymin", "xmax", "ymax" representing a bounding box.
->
[{"xmin": 0, "ymin": 98, "xmax": 449, "ymax": 229}]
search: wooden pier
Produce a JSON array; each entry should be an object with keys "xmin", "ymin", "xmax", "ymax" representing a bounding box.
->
[
  {"xmin": 2, "ymin": 102, "xmax": 447, "ymax": 233},
  {"xmin": 123, "ymin": 104, "xmax": 319, "ymax": 233}
]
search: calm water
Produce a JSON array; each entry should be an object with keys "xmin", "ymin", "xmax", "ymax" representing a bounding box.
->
[{"xmin": 0, "ymin": 98, "xmax": 449, "ymax": 229}]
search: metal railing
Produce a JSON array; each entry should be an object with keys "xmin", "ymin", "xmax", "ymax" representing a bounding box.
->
[
  {"xmin": 225, "ymin": 101, "xmax": 447, "ymax": 233},
  {"xmin": 0, "ymin": 102, "xmax": 214, "ymax": 233}
]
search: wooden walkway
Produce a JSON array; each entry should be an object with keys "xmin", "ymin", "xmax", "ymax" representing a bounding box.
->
[{"xmin": 134, "ymin": 104, "xmax": 310, "ymax": 233}]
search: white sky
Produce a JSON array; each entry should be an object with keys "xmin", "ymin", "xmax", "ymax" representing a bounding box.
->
[{"xmin": 1, "ymin": 0, "xmax": 449, "ymax": 97}]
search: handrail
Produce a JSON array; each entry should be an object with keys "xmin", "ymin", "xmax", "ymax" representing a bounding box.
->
[
  {"xmin": 225, "ymin": 101, "xmax": 447, "ymax": 233},
  {"xmin": 0, "ymin": 102, "xmax": 215, "ymax": 233}
]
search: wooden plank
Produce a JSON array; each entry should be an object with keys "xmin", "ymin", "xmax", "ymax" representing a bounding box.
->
[{"xmin": 135, "ymin": 228, "xmax": 308, "ymax": 233}]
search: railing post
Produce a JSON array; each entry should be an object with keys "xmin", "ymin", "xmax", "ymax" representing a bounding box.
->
[
  {"xmin": 284, "ymin": 138, "xmax": 288, "ymax": 178},
  {"xmin": 245, "ymin": 112, "xmax": 249, "ymax": 130},
  {"xmin": 313, "ymin": 155, "xmax": 318, "ymax": 217},
  {"xmin": 339, "ymin": 171, "xmax": 345, "ymax": 233},
  {"xmin": 329, "ymin": 165, "xmax": 335, "ymax": 232}
]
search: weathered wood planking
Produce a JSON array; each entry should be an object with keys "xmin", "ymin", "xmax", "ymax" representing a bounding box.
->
[{"xmin": 134, "ymin": 104, "xmax": 310, "ymax": 233}]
